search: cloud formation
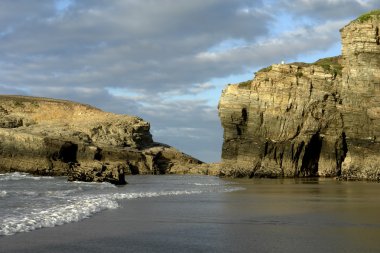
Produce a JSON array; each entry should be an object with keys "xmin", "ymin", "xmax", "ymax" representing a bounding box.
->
[{"xmin": 0, "ymin": 0, "xmax": 379, "ymax": 162}]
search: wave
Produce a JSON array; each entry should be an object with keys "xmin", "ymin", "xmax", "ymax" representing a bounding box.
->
[
  {"xmin": 0, "ymin": 195, "xmax": 118, "ymax": 236},
  {"xmin": 0, "ymin": 187, "xmax": 243, "ymax": 236},
  {"xmin": 69, "ymin": 181, "xmax": 117, "ymax": 189},
  {"xmin": 193, "ymin": 183, "xmax": 222, "ymax": 186},
  {"xmin": 0, "ymin": 172, "xmax": 54, "ymax": 181},
  {"xmin": 192, "ymin": 181, "xmax": 238, "ymax": 186},
  {"xmin": 44, "ymin": 188, "xmax": 83, "ymax": 197}
]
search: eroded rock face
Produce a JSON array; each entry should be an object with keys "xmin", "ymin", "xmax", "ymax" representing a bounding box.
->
[
  {"xmin": 0, "ymin": 96, "xmax": 202, "ymax": 184},
  {"xmin": 339, "ymin": 14, "xmax": 380, "ymax": 180},
  {"xmin": 218, "ymin": 13, "xmax": 380, "ymax": 180}
]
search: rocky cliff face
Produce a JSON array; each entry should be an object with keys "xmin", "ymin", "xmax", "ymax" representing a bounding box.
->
[
  {"xmin": 0, "ymin": 96, "xmax": 202, "ymax": 184},
  {"xmin": 218, "ymin": 12, "xmax": 380, "ymax": 180}
]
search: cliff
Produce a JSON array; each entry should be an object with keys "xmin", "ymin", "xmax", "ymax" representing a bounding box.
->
[
  {"xmin": 218, "ymin": 11, "xmax": 380, "ymax": 180},
  {"xmin": 0, "ymin": 96, "xmax": 202, "ymax": 184}
]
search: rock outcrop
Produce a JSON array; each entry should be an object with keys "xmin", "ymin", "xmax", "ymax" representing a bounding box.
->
[
  {"xmin": 0, "ymin": 96, "xmax": 202, "ymax": 184},
  {"xmin": 218, "ymin": 11, "xmax": 380, "ymax": 180}
]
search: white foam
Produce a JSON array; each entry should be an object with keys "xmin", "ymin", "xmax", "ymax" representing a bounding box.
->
[
  {"xmin": 0, "ymin": 190, "xmax": 198, "ymax": 236},
  {"xmin": 0, "ymin": 195, "xmax": 118, "ymax": 236},
  {"xmin": 21, "ymin": 191, "xmax": 39, "ymax": 197},
  {"xmin": 45, "ymin": 188, "xmax": 83, "ymax": 197},
  {"xmin": 193, "ymin": 183, "xmax": 221, "ymax": 186},
  {"xmin": 222, "ymin": 186, "xmax": 245, "ymax": 192},
  {"xmin": 192, "ymin": 180, "xmax": 238, "ymax": 186},
  {"xmin": 70, "ymin": 181, "xmax": 117, "ymax": 189},
  {"xmin": 0, "ymin": 190, "xmax": 7, "ymax": 197},
  {"xmin": 0, "ymin": 186, "xmax": 244, "ymax": 236},
  {"xmin": 112, "ymin": 190, "xmax": 204, "ymax": 200},
  {"xmin": 0, "ymin": 172, "xmax": 53, "ymax": 181}
]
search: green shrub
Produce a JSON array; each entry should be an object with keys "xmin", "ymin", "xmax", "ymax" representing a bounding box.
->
[
  {"xmin": 314, "ymin": 56, "xmax": 342, "ymax": 76},
  {"xmin": 256, "ymin": 65, "xmax": 272, "ymax": 73},
  {"xmin": 13, "ymin": 101, "xmax": 24, "ymax": 107},
  {"xmin": 238, "ymin": 80, "xmax": 252, "ymax": 88}
]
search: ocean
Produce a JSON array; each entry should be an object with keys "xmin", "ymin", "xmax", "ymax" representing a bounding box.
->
[
  {"xmin": 1, "ymin": 173, "xmax": 380, "ymax": 253},
  {"xmin": 0, "ymin": 172, "xmax": 242, "ymax": 236}
]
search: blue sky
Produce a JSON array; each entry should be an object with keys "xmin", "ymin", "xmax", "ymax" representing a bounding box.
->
[{"xmin": 0, "ymin": 0, "xmax": 379, "ymax": 162}]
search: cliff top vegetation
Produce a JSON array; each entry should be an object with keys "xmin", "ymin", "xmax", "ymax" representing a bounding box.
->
[{"xmin": 354, "ymin": 9, "xmax": 380, "ymax": 23}]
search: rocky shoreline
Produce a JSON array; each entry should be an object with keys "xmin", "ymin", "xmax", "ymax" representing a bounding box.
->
[{"xmin": 0, "ymin": 96, "xmax": 204, "ymax": 184}]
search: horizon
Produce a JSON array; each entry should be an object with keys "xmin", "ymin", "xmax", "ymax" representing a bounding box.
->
[{"xmin": 0, "ymin": 0, "xmax": 379, "ymax": 162}]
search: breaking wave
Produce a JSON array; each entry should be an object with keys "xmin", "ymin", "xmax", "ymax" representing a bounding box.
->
[
  {"xmin": 0, "ymin": 173, "xmax": 244, "ymax": 236},
  {"xmin": 0, "ymin": 172, "xmax": 54, "ymax": 181},
  {"xmin": 0, "ymin": 187, "xmax": 243, "ymax": 236}
]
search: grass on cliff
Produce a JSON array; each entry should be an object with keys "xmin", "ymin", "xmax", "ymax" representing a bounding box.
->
[
  {"xmin": 237, "ymin": 80, "xmax": 253, "ymax": 89},
  {"xmin": 355, "ymin": 10, "xmax": 380, "ymax": 23},
  {"xmin": 314, "ymin": 56, "xmax": 343, "ymax": 77},
  {"xmin": 256, "ymin": 65, "xmax": 272, "ymax": 73},
  {"xmin": 236, "ymin": 56, "xmax": 342, "ymax": 89}
]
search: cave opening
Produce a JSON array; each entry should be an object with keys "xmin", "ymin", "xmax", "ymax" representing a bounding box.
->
[
  {"xmin": 236, "ymin": 125, "xmax": 242, "ymax": 136},
  {"xmin": 59, "ymin": 142, "xmax": 78, "ymax": 163},
  {"xmin": 128, "ymin": 163, "xmax": 140, "ymax": 175},
  {"xmin": 242, "ymin": 108, "xmax": 248, "ymax": 122},
  {"xmin": 300, "ymin": 133, "xmax": 322, "ymax": 177},
  {"xmin": 94, "ymin": 148, "xmax": 103, "ymax": 161}
]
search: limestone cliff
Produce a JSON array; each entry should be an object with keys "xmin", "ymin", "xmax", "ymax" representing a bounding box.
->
[
  {"xmin": 218, "ymin": 11, "xmax": 380, "ymax": 180},
  {"xmin": 0, "ymin": 96, "xmax": 202, "ymax": 184}
]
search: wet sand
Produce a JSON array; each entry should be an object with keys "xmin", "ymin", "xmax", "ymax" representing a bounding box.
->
[{"xmin": 1, "ymin": 178, "xmax": 380, "ymax": 253}]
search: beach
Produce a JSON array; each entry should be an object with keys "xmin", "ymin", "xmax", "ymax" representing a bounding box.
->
[{"xmin": 1, "ymin": 176, "xmax": 380, "ymax": 253}]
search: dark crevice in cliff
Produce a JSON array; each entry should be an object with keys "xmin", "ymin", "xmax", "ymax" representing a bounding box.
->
[
  {"xmin": 292, "ymin": 141, "xmax": 305, "ymax": 176},
  {"xmin": 242, "ymin": 108, "xmax": 248, "ymax": 122},
  {"xmin": 152, "ymin": 152, "xmax": 172, "ymax": 175},
  {"xmin": 236, "ymin": 108, "xmax": 249, "ymax": 136},
  {"xmin": 300, "ymin": 133, "xmax": 322, "ymax": 177},
  {"xmin": 264, "ymin": 141, "xmax": 269, "ymax": 156},
  {"xmin": 290, "ymin": 125, "xmax": 301, "ymax": 140},
  {"xmin": 249, "ymin": 163, "xmax": 261, "ymax": 178},
  {"xmin": 279, "ymin": 150, "xmax": 284, "ymax": 169},
  {"xmin": 59, "ymin": 142, "xmax": 78, "ymax": 163},
  {"xmin": 259, "ymin": 112, "xmax": 264, "ymax": 126},
  {"xmin": 94, "ymin": 148, "xmax": 102, "ymax": 161},
  {"xmin": 335, "ymin": 132, "xmax": 348, "ymax": 176},
  {"xmin": 376, "ymin": 27, "xmax": 379, "ymax": 45},
  {"xmin": 236, "ymin": 125, "xmax": 242, "ymax": 136},
  {"xmin": 331, "ymin": 92, "xmax": 342, "ymax": 104},
  {"xmin": 309, "ymin": 81, "xmax": 313, "ymax": 98}
]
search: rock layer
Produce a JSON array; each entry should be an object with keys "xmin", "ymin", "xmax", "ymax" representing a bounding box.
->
[
  {"xmin": 0, "ymin": 96, "xmax": 202, "ymax": 184},
  {"xmin": 218, "ymin": 12, "xmax": 380, "ymax": 180}
]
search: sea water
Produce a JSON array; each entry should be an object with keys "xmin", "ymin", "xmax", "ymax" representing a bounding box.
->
[
  {"xmin": 2, "ymin": 173, "xmax": 380, "ymax": 253},
  {"xmin": 0, "ymin": 172, "xmax": 243, "ymax": 236}
]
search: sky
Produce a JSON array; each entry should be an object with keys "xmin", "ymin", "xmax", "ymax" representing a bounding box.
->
[{"xmin": 0, "ymin": 0, "xmax": 379, "ymax": 162}]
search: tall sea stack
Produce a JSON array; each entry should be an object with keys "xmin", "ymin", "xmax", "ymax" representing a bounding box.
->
[{"xmin": 218, "ymin": 11, "xmax": 380, "ymax": 180}]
